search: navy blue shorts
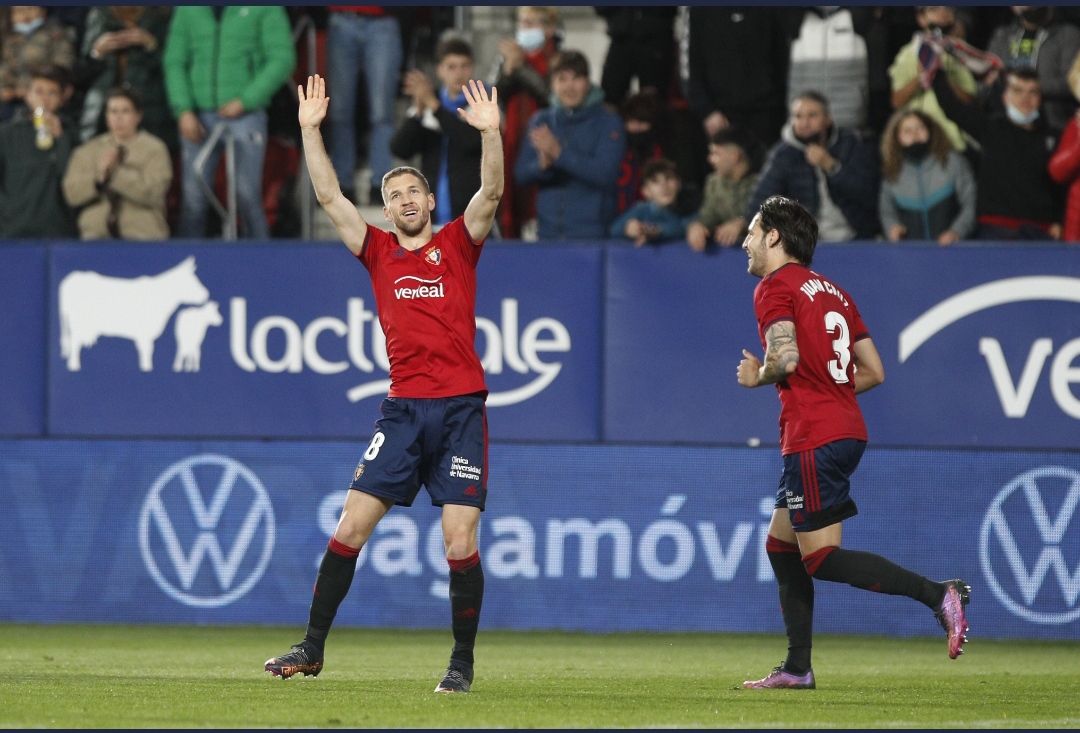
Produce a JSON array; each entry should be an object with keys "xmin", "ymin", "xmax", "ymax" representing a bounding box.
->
[
  {"xmin": 349, "ymin": 393, "xmax": 488, "ymax": 510},
  {"xmin": 775, "ymin": 439, "xmax": 864, "ymax": 532}
]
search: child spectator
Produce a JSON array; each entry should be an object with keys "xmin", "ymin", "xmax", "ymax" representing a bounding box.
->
[
  {"xmin": 0, "ymin": 64, "xmax": 76, "ymax": 237},
  {"xmin": 390, "ymin": 38, "xmax": 481, "ymax": 226},
  {"xmin": 687, "ymin": 128, "xmax": 762, "ymax": 251},
  {"xmin": 609, "ymin": 158, "xmax": 693, "ymax": 246}
]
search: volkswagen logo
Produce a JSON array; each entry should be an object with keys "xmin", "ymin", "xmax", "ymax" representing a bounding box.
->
[
  {"xmin": 139, "ymin": 454, "xmax": 275, "ymax": 608},
  {"xmin": 979, "ymin": 466, "xmax": 1080, "ymax": 624}
]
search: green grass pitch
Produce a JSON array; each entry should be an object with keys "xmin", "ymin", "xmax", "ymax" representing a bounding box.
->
[{"xmin": 1, "ymin": 624, "xmax": 1078, "ymax": 728}]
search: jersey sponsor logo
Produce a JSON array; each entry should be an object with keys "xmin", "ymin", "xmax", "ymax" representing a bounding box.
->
[
  {"xmin": 58, "ymin": 257, "xmax": 221, "ymax": 373},
  {"xmin": 393, "ymin": 274, "xmax": 445, "ymax": 300},
  {"xmin": 139, "ymin": 454, "xmax": 275, "ymax": 608},
  {"xmin": 979, "ymin": 466, "xmax": 1080, "ymax": 624},
  {"xmin": 898, "ymin": 276, "xmax": 1080, "ymax": 419}
]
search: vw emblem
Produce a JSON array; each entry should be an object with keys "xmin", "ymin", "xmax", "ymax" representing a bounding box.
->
[
  {"xmin": 979, "ymin": 466, "xmax": 1080, "ymax": 625},
  {"xmin": 139, "ymin": 454, "xmax": 275, "ymax": 608}
]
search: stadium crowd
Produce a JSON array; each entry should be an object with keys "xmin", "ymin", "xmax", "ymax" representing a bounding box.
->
[{"xmin": 2, "ymin": 4, "xmax": 1080, "ymax": 245}]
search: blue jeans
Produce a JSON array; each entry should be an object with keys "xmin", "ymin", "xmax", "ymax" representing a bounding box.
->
[
  {"xmin": 327, "ymin": 12, "xmax": 402, "ymax": 191},
  {"xmin": 178, "ymin": 110, "xmax": 269, "ymax": 239}
]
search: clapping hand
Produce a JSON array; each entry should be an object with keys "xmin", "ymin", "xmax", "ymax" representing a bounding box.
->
[{"xmin": 298, "ymin": 75, "xmax": 330, "ymax": 130}]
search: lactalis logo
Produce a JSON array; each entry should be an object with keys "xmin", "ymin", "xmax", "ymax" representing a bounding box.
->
[
  {"xmin": 58, "ymin": 257, "xmax": 222, "ymax": 372},
  {"xmin": 139, "ymin": 454, "xmax": 275, "ymax": 608},
  {"xmin": 60, "ymin": 259, "xmax": 570, "ymax": 407},
  {"xmin": 898, "ymin": 276, "xmax": 1080, "ymax": 418},
  {"xmin": 232, "ymin": 297, "xmax": 570, "ymax": 407},
  {"xmin": 979, "ymin": 466, "xmax": 1080, "ymax": 624}
]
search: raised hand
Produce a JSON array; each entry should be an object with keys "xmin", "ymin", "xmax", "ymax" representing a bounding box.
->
[
  {"xmin": 298, "ymin": 74, "xmax": 330, "ymax": 130},
  {"xmin": 457, "ymin": 79, "xmax": 500, "ymax": 133}
]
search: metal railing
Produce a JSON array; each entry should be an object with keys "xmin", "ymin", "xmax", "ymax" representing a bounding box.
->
[
  {"xmin": 191, "ymin": 122, "xmax": 238, "ymax": 241},
  {"xmin": 293, "ymin": 12, "xmax": 318, "ymax": 240}
]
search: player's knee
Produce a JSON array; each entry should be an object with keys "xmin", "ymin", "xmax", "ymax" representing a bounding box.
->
[
  {"xmin": 801, "ymin": 545, "xmax": 838, "ymax": 577},
  {"xmin": 443, "ymin": 531, "xmax": 478, "ymax": 560}
]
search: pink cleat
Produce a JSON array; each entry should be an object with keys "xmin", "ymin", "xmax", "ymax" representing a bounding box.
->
[
  {"xmin": 742, "ymin": 665, "xmax": 816, "ymax": 689},
  {"xmin": 935, "ymin": 579, "xmax": 971, "ymax": 659}
]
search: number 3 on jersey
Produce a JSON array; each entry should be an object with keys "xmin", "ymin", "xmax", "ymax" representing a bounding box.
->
[
  {"xmin": 364, "ymin": 431, "xmax": 386, "ymax": 461},
  {"xmin": 825, "ymin": 311, "xmax": 851, "ymax": 384}
]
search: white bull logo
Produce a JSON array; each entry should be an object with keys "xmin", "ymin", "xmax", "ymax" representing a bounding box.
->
[
  {"xmin": 59, "ymin": 256, "xmax": 210, "ymax": 372},
  {"xmin": 173, "ymin": 301, "xmax": 223, "ymax": 372}
]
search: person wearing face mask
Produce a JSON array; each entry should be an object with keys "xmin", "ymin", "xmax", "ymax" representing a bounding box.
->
[
  {"xmin": 0, "ymin": 6, "xmax": 75, "ymax": 123},
  {"xmin": 889, "ymin": 6, "xmax": 997, "ymax": 152},
  {"xmin": 934, "ymin": 67, "xmax": 1063, "ymax": 240},
  {"xmin": 743, "ymin": 91, "xmax": 880, "ymax": 243},
  {"xmin": 879, "ymin": 109, "xmax": 975, "ymax": 245},
  {"xmin": 988, "ymin": 6, "xmax": 1080, "ymax": 131},
  {"xmin": 492, "ymin": 6, "xmax": 561, "ymax": 239}
]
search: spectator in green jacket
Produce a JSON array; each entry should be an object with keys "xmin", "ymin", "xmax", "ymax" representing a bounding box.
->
[{"xmin": 163, "ymin": 6, "xmax": 295, "ymax": 239}]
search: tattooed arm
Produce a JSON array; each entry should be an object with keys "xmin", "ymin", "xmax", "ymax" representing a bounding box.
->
[{"xmin": 737, "ymin": 320, "xmax": 800, "ymax": 388}]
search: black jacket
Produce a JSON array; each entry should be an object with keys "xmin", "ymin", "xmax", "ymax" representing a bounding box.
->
[
  {"xmin": 934, "ymin": 73, "xmax": 1062, "ymax": 224},
  {"xmin": 389, "ymin": 103, "xmax": 482, "ymax": 220}
]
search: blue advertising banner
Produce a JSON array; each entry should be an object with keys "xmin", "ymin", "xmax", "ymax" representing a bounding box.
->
[
  {"xmin": 604, "ymin": 244, "xmax": 1080, "ymax": 449},
  {"xmin": 46, "ymin": 244, "xmax": 601, "ymax": 441},
  {"xmin": 0, "ymin": 246, "xmax": 45, "ymax": 436},
  {"xmin": 1, "ymin": 439, "xmax": 1077, "ymax": 640}
]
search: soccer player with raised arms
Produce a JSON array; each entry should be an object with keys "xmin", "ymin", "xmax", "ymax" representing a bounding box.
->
[
  {"xmin": 264, "ymin": 74, "xmax": 502, "ymax": 694},
  {"xmin": 736, "ymin": 195, "xmax": 970, "ymax": 689}
]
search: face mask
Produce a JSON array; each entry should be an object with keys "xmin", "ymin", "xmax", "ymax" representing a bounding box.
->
[
  {"xmin": 13, "ymin": 17, "xmax": 45, "ymax": 35},
  {"xmin": 1006, "ymin": 103, "xmax": 1040, "ymax": 126},
  {"xmin": 901, "ymin": 141, "xmax": 930, "ymax": 162},
  {"xmin": 516, "ymin": 27, "xmax": 546, "ymax": 52}
]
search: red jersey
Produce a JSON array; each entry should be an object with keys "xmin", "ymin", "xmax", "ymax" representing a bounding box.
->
[
  {"xmin": 753, "ymin": 263, "xmax": 869, "ymax": 455},
  {"xmin": 357, "ymin": 217, "xmax": 487, "ymax": 398}
]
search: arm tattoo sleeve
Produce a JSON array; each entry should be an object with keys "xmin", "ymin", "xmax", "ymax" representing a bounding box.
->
[{"xmin": 760, "ymin": 320, "xmax": 800, "ymax": 385}]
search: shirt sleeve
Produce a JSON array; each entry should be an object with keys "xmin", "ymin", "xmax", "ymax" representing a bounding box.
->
[
  {"xmin": 359, "ymin": 226, "xmax": 392, "ymax": 271},
  {"xmin": 755, "ymin": 278, "xmax": 796, "ymax": 335},
  {"xmin": 848, "ymin": 297, "xmax": 870, "ymax": 342},
  {"xmin": 444, "ymin": 217, "xmax": 484, "ymax": 267}
]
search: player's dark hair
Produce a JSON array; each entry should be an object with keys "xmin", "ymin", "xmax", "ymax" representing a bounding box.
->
[
  {"xmin": 436, "ymin": 37, "xmax": 473, "ymax": 62},
  {"xmin": 380, "ymin": 166, "xmax": 431, "ymax": 204},
  {"xmin": 758, "ymin": 195, "xmax": 818, "ymax": 265}
]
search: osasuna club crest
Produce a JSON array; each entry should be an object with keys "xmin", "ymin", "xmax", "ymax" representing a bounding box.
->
[{"xmin": 426, "ymin": 248, "xmax": 441, "ymax": 265}]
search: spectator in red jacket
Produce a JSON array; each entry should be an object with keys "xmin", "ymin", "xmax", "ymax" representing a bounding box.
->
[{"xmin": 1049, "ymin": 64, "xmax": 1080, "ymax": 242}]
